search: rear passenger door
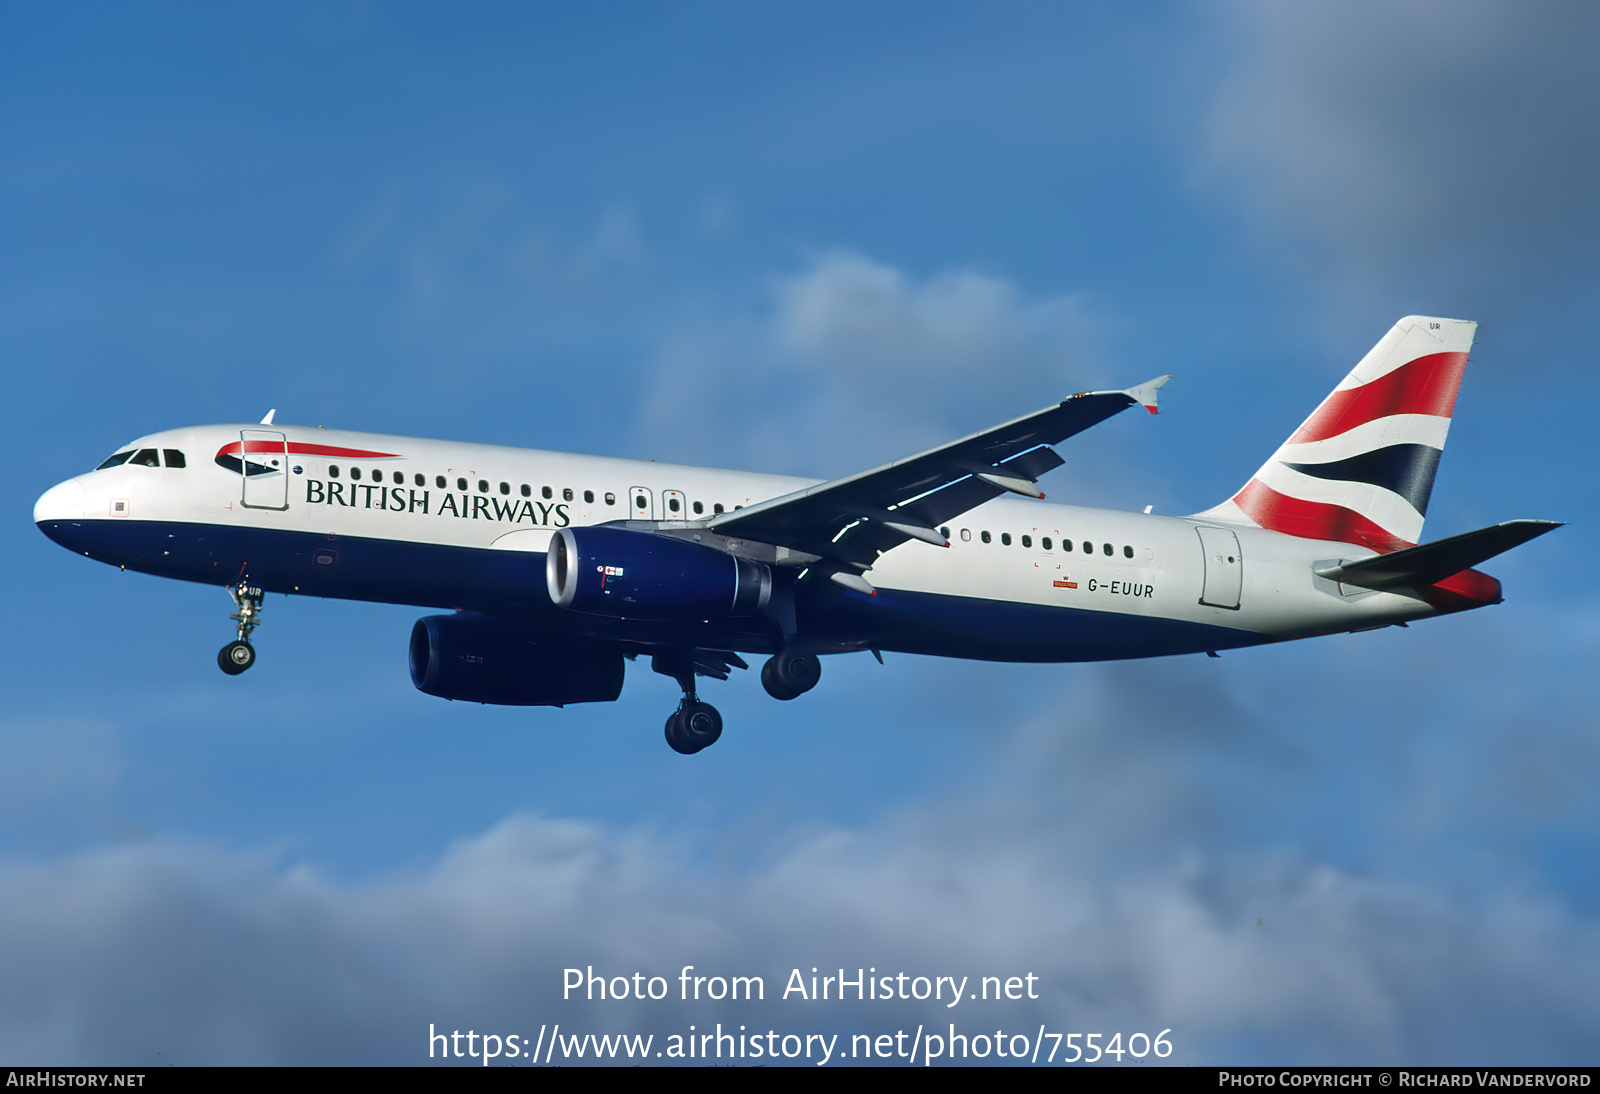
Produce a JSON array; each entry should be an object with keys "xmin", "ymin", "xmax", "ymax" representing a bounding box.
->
[{"xmin": 1196, "ymin": 526, "xmax": 1242, "ymax": 609}]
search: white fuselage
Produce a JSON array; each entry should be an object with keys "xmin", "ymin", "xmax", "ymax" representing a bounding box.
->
[{"xmin": 35, "ymin": 422, "xmax": 1451, "ymax": 662}]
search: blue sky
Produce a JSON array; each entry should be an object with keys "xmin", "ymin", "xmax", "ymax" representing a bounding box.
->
[{"xmin": 2, "ymin": 1, "xmax": 1597, "ymax": 1065}]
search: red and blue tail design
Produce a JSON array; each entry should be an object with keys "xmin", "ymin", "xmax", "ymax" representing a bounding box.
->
[{"xmin": 1196, "ymin": 316, "xmax": 1476, "ymax": 553}]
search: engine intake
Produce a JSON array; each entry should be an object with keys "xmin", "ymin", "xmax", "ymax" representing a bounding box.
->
[
  {"xmin": 409, "ymin": 613, "xmax": 624, "ymax": 706},
  {"xmin": 546, "ymin": 526, "xmax": 772, "ymax": 620}
]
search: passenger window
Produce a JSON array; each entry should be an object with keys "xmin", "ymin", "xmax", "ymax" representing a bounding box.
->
[
  {"xmin": 1082, "ymin": 541, "xmax": 1092, "ymax": 554},
  {"xmin": 542, "ymin": 486, "xmax": 553, "ymax": 499},
  {"xmin": 1042, "ymin": 537, "xmax": 1052, "ymax": 550},
  {"xmin": 329, "ymin": 465, "xmax": 341, "ymax": 478},
  {"xmin": 692, "ymin": 500, "xmax": 702, "ymax": 514},
  {"xmin": 436, "ymin": 476, "xmax": 447, "ymax": 489},
  {"xmin": 351, "ymin": 467, "xmax": 362, "ymax": 480},
  {"xmin": 960, "ymin": 528, "xmax": 972, "ymax": 542},
  {"xmin": 1000, "ymin": 532, "xmax": 1012, "ymax": 546},
  {"xmin": 163, "ymin": 450, "xmax": 186, "ymax": 468},
  {"xmin": 585, "ymin": 490, "xmax": 595, "ymax": 503},
  {"xmin": 635, "ymin": 495, "xmax": 647, "ymax": 509},
  {"xmin": 130, "ymin": 449, "xmax": 160, "ymax": 467},
  {"xmin": 605, "ymin": 493, "xmax": 616, "ymax": 505},
  {"xmin": 1123, "ymin": 545, "xmax": 1134, "ymax": 558},
  {"xmin": 563, "ymin": 488, "xmax": 574, "ymax": 501},
  {"xmin": 521, "ymin": 484, "xmax": 531, "ymax": 497},
  {"xmin": 940, "ymin": 526, "xmax": 950, "ymax": 539},
  {"xmin": 980, "ymin": 531, "xmax": 992, "ymax": 544},
  {"xmin": 500, "ymin": 482, "xmax": 510, "ymax": 495},
  {"xmin": 96, "ymin": 451, "xmax": 134, "ymax": 470},
  {"xmin": 478, "ymin": 480, "xmax": 488, "ymax": 493},
  {"xmin": 1102, "ymin": 543, "xmax": 1113, "ymax": 556},
  {"xmin": 457, "ymin": 478, "xmax": 467, "ymax": 491},
  {"xmin": 1021, "ymin": 535, "xmax": 1031, "ymax": 548},
  {"xmin": 668, "ymin": 497, "xmax": 680, "ymax": 513},
  {"xmin": 713, "ymin": 503, "xmax": 723, "ymax": 514},
  {"xmin": 414, "ymin": 473, "xmax": 425, "ymax": 487}
]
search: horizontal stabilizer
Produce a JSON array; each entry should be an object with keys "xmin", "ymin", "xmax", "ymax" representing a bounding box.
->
[{"xmin": 1314, "ymin": 520, "xmax": 1562, "ymax": 590}]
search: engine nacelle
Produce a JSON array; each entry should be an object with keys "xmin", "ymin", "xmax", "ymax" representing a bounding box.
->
[
  {"xmin": 408, "ymin": 613, "xmax": 624, "ymax": 706},
  {"xmin": 546, "ymin": 526, "xmax": 772, "ymax": 620}
]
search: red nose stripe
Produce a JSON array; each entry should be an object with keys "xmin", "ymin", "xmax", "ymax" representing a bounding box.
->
[{"xmin": 216, "ymin": 441, "xmax": 403, "ymax": 459}]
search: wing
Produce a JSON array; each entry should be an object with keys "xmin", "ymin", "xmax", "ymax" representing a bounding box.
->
[{"xmin": 704, "ymin": 377, "xmax": 1168, "ymax": 584}]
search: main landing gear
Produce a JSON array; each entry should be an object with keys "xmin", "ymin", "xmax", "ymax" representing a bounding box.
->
[
  {"xmin": 761, "ymin": 647, "xmax": 822, "ymax": 701},
  {"xmin": 641, "ymin": 647, "xmax": 824, "ymax": 755},
  {"xmin": 665, "ymin": 701, "xmax": 723, "ymax": 756},
  {"xmin": 653, "ymin": 651, "xmax": 723, "ymax": 755},
  {"xmin": 218, "ymin": 583, "xmax": 263, "ymax": 676}
]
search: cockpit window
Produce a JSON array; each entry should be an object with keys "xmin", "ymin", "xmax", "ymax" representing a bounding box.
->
[
  {"xmin": 129, "ymin": 449, "xmax": 160, "ymax": 467},
  {"xmin": 96, "ymin": 451, "xmax": 134, "ymax": 470},
  {"xmin": 163, "ymin": 450, "xmax": 186, "ymax": 468}
]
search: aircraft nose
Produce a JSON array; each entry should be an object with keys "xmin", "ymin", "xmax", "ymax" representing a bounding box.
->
[{"xmin": 34, "ymin": 479, "xmax": 85, "ymax": 525}]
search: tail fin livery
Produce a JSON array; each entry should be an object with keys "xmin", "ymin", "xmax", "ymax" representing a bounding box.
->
[{"xmin": 1196, "ymin": 316, "xmax": 1476, "ymax": 552}]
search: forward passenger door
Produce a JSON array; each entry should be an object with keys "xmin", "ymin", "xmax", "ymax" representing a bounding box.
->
[{"xmin": 239, "ymin": 430, "xmax": 289, "ymax": 511}]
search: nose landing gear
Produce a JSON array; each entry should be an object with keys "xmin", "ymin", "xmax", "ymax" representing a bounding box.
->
[{"xmin": 218, "ymin": 583, "xmax": 264, "ymax": 676}]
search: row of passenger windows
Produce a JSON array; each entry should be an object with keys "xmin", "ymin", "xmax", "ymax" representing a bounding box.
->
[
  {"xmin": 315, "ymin": 465, "xmax": 732, "ymax": 515},
  {"xmin": 323, "ymin": 463, "xmax": 605, "ymax": 503},
  {"xmin": 97, "ymin": 448, "xmax": 186, "ymax": 470},
  {"xmin": 940, "ymin": 525, "xmax": 1136, "ymax": 558},
  {"xmin": 95, "ymin": 449, "xmax": 1117, "ymax": 550},
  {"xmin": 650, "ymin": 495, "xmax": 730, "ymax": 515}
]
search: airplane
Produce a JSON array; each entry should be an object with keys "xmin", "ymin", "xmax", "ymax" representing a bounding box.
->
[{"xmin": 33, "ymin": 315, "xmax": 1559, "ymax": 754}]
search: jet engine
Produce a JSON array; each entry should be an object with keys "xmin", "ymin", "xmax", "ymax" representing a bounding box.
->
[
  {"xmin": 408, "ymin": 612, "xmax": 624, "ymax": 706},
  {"xmin": 546, "ymin": 526, "xmax": 771, "ymax": 620}
]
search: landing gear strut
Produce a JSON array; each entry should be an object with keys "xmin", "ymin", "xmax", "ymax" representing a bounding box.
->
[
  {"xmin": 218, "ymin": 583, "xmax": 263, "ymax": 676},
  {"xmin": 653, "ymin": 651, "xmax": 722, "ymax": 755},
  {"xmin": 761, "ymin": 647, "xmax": 821, "ymax": 700}
]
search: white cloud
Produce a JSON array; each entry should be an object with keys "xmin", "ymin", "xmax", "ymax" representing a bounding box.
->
[
  {"xmin": 1205, "ymin": 1, "xmax": 1600, "ymax": 276},
  {"xmin": 635, "ymin": 252, "xmax": 1108, "ymax": 475},
  {"xmin": 3, "ymin": 661, "xmax": 1596, "ymax": 1065}
]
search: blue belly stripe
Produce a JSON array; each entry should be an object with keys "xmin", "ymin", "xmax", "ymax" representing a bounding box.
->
[{"xmin": 38, "ymin": 519, "xmax": 1259, "ymax": 662}]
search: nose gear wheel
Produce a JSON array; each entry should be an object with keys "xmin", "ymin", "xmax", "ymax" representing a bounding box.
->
[
  {"xmin": 218, "ymin": 583, "xmax": 264, "ymax": 675},
  {"xmin": 218, "ymin": 640, "xmax": 256, "ymax": 675}
]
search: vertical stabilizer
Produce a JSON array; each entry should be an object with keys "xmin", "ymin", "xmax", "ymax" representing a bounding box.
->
[{"xmin": 1194, "ymin": 316, "xmax": 1475, "ymax": 552}]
